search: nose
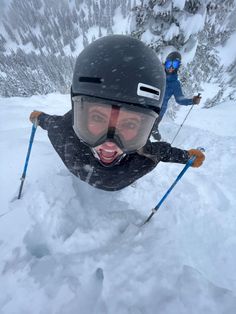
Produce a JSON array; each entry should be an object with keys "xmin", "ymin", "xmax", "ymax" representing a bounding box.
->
[{"xmin": 108, "ymin": 107, "xmax": 119, "ymax": 128}]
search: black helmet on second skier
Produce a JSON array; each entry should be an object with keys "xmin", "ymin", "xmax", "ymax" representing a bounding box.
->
[
  {"xmin": 166, "ymin": 51, "xmax": 181, "ymax": 61},
  {"xmin": 71, "ymin": 35, "xmax": 166, "ymax": 165}
]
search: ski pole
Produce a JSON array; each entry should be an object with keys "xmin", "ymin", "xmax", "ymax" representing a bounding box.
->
[
  {"xmin": 17, "ymin": 120, "xmax": 38, "ymax": 199},
  {"xmin": 171, "ymin": 93, "xmax": 201, "ymax": 145},
  {"xmin": 142, "ymin": 148, "xmax": 204, "ymax": 225}
]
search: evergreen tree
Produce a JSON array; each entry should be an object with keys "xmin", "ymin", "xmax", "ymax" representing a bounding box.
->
[
  {"xmin": 0, "ymin": 0, "xmax": 235, "ymax": 100},
  {"xmin": 0, "ymin": 35, "xmax": 6, "ymax": 53}
]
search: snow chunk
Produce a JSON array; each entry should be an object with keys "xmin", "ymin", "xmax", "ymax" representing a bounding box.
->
[
  {"xmin": 141, "ymin": 29, "xmax": 161, "ymax": 45},
  {"xmin": 173, "ymin": 0, "xmax": 186, "ymax": 10},
  {"xmin": 0, "ymin": 71, "xmax": 7, "ymax": 78},
  {"xmin": 217, "ymin": 31, "xmax": 236, "ymax": 67},
  {"xmin": 164, "ymin": 23, "xmax": 180, "ymax": 41},
  {"xmin": 179, "ymin": 9, "xmax": 206, "ymax": 41}
]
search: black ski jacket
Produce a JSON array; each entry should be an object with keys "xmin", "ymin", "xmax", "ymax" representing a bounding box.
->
[{"xmin": 38, "ymin": 111, "xmax": 190, "ymax": 191}]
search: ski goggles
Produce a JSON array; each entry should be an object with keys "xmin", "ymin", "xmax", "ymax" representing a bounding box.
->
[
  {"xmin": 165, "ymin": 59, "xmax": 181, "ymax": 70},
  {"xmin": 72, "ymin": 95, "xmax": 158, "ymax": 153}
]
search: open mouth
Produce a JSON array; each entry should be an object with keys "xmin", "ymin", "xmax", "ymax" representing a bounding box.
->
[
  {"xmin": 94, "ymin": 142, "xmax": 123, "ymax": 164},
  {"xmin": 98, "ymin": 148, "xmax": 118, "ymax": 163}
]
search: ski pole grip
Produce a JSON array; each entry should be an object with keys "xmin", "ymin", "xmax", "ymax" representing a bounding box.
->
[
  {"xmin": 33, "ymin": 118, "xmax": 39, "ymax": 127},
  {"xmin": 188, "ymin": 147, "xmax": 205, "ymax": 167}
]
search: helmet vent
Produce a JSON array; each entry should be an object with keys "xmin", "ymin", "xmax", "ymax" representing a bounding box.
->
[
  {"xmin": 79, "ymin": 77, "xmax": 102, "ymax": 84},
  {"xmin": 140, "ymin": 86, "xmax": 159, "ymax": 95},
  {"xmin": 137, "ymin": 83, "xmax": 160, "ymax": 100}
]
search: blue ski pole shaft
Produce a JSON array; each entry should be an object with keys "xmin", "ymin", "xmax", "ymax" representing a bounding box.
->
[
  {"xmin": 143, "ymin": 156, "xmax": 196, "ymax": 225},
  {"xmin": 18, "ymin": 121, "xmax": 38, "ymax": 199}
]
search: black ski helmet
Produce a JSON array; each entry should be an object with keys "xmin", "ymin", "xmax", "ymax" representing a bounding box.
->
[
  {"xmin": 166, "ymin": 51, "xmax": 181, "ymax": 62},
  {"xmin": 71, "ymin": 35, "xmax": 166, "ymax": 114}
]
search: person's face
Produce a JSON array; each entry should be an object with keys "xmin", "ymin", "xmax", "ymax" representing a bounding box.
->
[
  {"xmin": 164, "ymin": 59, "xmax": 181, "ymax": 73},
  {"xmin": 88, "ymin": 105, "xmax": 143, "ymax": 164},
  {"xmin": 72, "ymin": 95, "xmax": 158, "ymax": 165},
  {"xmin": 166, "ymin": 67, "xmax": 176, "ymax": 74}
]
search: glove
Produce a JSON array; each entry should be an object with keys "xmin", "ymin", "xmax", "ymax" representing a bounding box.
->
[
  {"xmin": 188, "ymin": 149, "xmax": 205, "ymax": 168},
  {"xmin": 192, "ymin": 95, "xmax": 201, "ymax": 105},
  {"xmin": 29, "ymin": 111, "xmax": 43, "ymax": 123}
]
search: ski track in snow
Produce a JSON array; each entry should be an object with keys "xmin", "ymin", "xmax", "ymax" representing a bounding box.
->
[{"xmin": 0, "ymin": 94, "xmax": 236, "ymax": 314}]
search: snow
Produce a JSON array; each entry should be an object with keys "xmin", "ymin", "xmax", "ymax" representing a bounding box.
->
[
  {"xmin": 153, "ymin": 2, "xmax": 172, "ymax": 14},
  {"xmin": 0, "ymin": 89, "xmax": 236, "ymax": 313},
  {"xmin": 172, "ymin": 0, "xmax": 186, "ymax": 10},
  {"xmin": 3, "ymin": 34, "xmax": 39, "ymax": 55},
  {"xmin": 141, "ymin": 29, "xmax": 160, "ymax": 45},
  {"xmin": 175, "ymin": 100, "xmax": 236, "ymax": 136},
  {"xmin": 164, "ymin": 23, "xmax": 180, "ymax": 42},
  {"xmin": 112, "ymin": 7, "xmax": 131, "ymax": 34},
  {"xmin": 179, "ymin": 8, "xmax": 206, "ymax": 42},
  {"xmin": 217, "ymin": 30, "xmax": 236, "ymax": 67},
  {"xmin": 141, "ymin": 30, "xmax": 164, "ymax": 60},
  {"xmin": 0, "ymin": 70, "xmax": 7, "ymax": 78}
]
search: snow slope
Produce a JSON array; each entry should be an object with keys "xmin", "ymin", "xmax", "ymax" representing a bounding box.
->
[{"xmin": 0, "ymin": 93, "xmax": 236, "ymax": 314}]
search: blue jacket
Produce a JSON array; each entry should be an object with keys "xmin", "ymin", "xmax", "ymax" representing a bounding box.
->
[{"xmin": 159, "ymin": 73, "xmax": 193, "ymax": 120}]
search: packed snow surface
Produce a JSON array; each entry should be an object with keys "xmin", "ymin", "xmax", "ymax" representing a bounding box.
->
[{"xmin": 0, "ymin": 93, "xmax": 236, "ymax": 314}]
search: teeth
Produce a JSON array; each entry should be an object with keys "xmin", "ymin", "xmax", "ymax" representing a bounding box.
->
[
  {"xmin": 102, "ymin": 155, "xmax": 115, "ymax": 161},
  {"xmin": 99, "ymin": 149, "xmax": 117, "ymax": 161},
  {"xmin": 102, "ymin": 153, "xmax": 116, "ymax": 158},
  {"xmin": 100, "ymin": 149, "xmax": 115, "ymax": 153},
  {"xmin": 104, "ymin": 149, "xmax": 114, "ymax": 153}
]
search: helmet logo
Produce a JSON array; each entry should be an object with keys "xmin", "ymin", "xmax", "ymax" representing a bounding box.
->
[{"xmin": 137, "ymin": 83, "xmax": 160, "ymax": 100}]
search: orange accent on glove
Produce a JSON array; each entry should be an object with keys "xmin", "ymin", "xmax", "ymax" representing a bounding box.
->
[
  {"xmin": 29, "ymin": 111, "xmax": 43, "ymax": 123},
  {"xmin": 188, "ymin": 149, "xmax": 205, "ymax": 168}
]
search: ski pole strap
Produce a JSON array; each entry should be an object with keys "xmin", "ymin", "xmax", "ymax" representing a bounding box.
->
[
  {"xmin": 142, "ymin": 155, "xmax": 196, "ymax": 225},
  {"xmin": 18, "ymin": 121, "xmax": 38, "ymax": 199}
]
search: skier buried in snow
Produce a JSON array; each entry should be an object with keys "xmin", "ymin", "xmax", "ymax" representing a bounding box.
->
[
  {"xmin": 152, "ymin": 51, "xmax": 201, "ymax": 141},
  {"xmin": 29, "ymin": 35, "xmax": 205, "ymax": 192}
]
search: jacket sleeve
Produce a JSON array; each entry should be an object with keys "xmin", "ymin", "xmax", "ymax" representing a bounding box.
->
[
  {"xmin": 37, "ymin": 111, "xmax": 72, "ymax": 131},
  {"xmin": 37, "ymin": 113, "xmax": 63, "ymax": 131},
  {"xmin": 37, "ymin": 111, "xmax": 73, "ymax": 165},
  {"xmin": 140, "ymin": 141, "xmax": 190, "ymax": 164},
  {"xmin": 173, "ymin": 80, "xmax": 193, "ymax": 106}
]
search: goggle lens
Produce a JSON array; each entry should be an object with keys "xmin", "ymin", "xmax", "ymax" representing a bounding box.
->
[
  {"xmin": 165, "ymin": 59, "xmax": 181, "ymax": 69},
  {"xmin": 72, "ymin": 96, "xmax": 158, "ymax": 152}
]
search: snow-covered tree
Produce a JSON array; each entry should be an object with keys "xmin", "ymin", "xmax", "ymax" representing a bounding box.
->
[{"xmin": 0, "ymin": 0, "xmax": 235, "ymax": 100}]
